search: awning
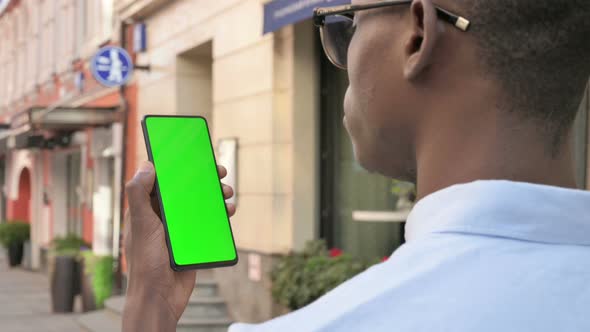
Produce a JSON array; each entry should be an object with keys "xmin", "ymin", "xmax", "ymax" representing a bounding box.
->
[
  {"xmin": 0, "ymin": 123, "xmax": 11, "ymax": 155},
  {"xmin": 0, "ymin": 106, "xmax": 119, "ymax": 151},
  {"xmin": 263, "ymin": 0, "xmax": 350, "ymax": 34},
  {"xmin": 10, "ymin": 106, "xmax": 119, "ymax": 131}
]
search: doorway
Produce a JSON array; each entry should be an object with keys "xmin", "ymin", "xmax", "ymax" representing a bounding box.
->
[
  {"xmin": 66, "ymin": 152, "xmax": 82, "ymax": 235},
  {"xmin": 14, "ymin": 167, "xmax": 32, "ymax": 222},
  {"xmin": 52, "ymin": 150, "xmax": 83, "ymax": 237},
  {"xmin": 176, "ymin": 41, "xmax": 213, "ymax": 120},
  {"xmin": 92, "ymin": 157, "xmax": 116, "ymax": 254}
]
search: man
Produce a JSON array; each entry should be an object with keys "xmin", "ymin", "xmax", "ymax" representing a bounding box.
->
[{"xmin": 123, "ymin": 0, "xmax": 590, "ymax": 331}]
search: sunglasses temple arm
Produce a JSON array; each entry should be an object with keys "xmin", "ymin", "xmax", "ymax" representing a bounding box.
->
[{"xmin": 435, "ymin": 8, "xmax": 471, "ymax": 31}]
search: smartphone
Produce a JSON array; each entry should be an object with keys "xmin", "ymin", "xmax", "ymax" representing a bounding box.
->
[{"xmin": 141, "ymin": 115, "xmax": 238, "ymax": 270}]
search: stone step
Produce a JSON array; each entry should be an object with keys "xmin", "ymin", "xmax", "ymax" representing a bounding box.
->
[
  {"xmin": 183, "ymin": 297, "xmax": 228, "ymax": 319},
  {"xmin": 194, "ymin": 279, "xmax": 219, "ymax": 297},
  {"xmin": 77, "ymin": 310, "xmax": 233, "ymax": 332},
  {"xmin": 77, "ymin": 310, "xmax": 121, "ymax": 332},
  {"xmin": 81, "ymin": 280, "xmax": 231, "ymax": 332},
  {"xmin": 177, "ymin": 317, "xmax": 233, "ymax": 332},
  {"xmin": 105, "ymin": 295, "xmax": 229, "ymax": 315}
]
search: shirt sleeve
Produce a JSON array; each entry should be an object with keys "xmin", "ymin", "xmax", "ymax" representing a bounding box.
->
[{"xmin": 228, "ymin": 323, "xmax": 261, "ymax": 332}]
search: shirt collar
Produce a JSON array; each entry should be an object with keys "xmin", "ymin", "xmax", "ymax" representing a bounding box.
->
[{"xmin": 405, "ymin": 180, "xmax": 590, "ymax": 246}]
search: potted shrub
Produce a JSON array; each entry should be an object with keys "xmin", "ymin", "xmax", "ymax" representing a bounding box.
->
[
  {"xmin": 0, "ymin": 221, "xmax": 30, "ymax": 267},
  {"xmin": 271, "ymin": 240, "xmax": 375, "ymax": 310},
  {"xmin": 49, "ymin": 234, "xmax": 89, "ymax": 313},
  {"xmin": 80, "ymin": 251, "xmax": 114, "ymax": 311}
]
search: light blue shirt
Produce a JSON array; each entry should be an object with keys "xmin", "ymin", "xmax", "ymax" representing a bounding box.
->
[{"xmin": 230, "ymin": 180, "xmax": 590, "ymax": 332}]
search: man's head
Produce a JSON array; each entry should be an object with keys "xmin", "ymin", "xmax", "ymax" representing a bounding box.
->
[{"xmin": 340, "ymin": 0, "xmax": 590, "ymax": 181}]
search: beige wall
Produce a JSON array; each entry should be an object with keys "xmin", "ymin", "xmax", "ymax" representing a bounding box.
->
[{"xmin": 134, "ymin": 0, "xmax": 320, "ymax": 255}]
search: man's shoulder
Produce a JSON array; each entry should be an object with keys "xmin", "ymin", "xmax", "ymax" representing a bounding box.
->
[{"xmin": 231, "ymin": 238, "xmax": 590, "ymax": 332}]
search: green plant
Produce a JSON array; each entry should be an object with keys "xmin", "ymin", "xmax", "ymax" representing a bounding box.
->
[
  {"xmin": 390, "ymin": 179, "xmax": 416, "ymax": 201},
  {"xmin": 271, "ymin": 240, "xmax": 372, "ymax": 310},
  {"xmin": 0, "ymin": 221, "xmax": 30, "ymax": 248},
  {"xmin": 51, "ymin": 234, "xmax": 90, "ymax": 257},
  {"xmin": 81, "ymin": 251, "xmax": 114, "ymax": 308}
]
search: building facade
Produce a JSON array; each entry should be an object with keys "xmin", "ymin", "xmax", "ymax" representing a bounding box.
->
[
  {"xmin": 0, "ymin": 0, "xmax": 137, "ymax": 273},
  {"xmin": 116, "ymin": 0, "xmax": 590, "ymax": 323}
]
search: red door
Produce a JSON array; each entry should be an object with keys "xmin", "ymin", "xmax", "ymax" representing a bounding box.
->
[{"xmin": 13, "ymin": 168, "xmax": 31, "ymax": 223}]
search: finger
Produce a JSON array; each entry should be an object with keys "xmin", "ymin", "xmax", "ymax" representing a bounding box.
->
[
  {"xmin": 123, "ymin": 210, "xmax": 132, "ymax": 266},
  {"xmin": 217, "ymin": 165, "xmax": 227, "ymax": 179},
  {"xmin": 126, "ymin": 161, "xmax": 156, "ymax": 217},
  {"xmin": 226, "ymin": 203, "xmax": 236, "ymax": 217},
  {"xmin": 222, "ymin": 184, "xmax": 234, "ymax": 200}
]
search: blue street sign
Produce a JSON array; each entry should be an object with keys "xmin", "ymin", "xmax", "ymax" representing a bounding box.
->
[
  {"xmin": 90, "ymin": 46, "xmax": 133, "ymax": 87},
  {"xmin": 263, "ymin": 0, "xmax": 350, "ymax": 34}
]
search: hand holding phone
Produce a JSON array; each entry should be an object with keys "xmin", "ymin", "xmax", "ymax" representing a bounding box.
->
[
  {"xmin": 123, "ymin": 161, "xmax": 236, "ymax": 330},
  {"xmin": 122, "ymin": 115, "xmax": 238, "ymax": 330}
]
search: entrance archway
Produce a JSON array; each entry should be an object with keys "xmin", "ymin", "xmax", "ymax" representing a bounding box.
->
[{"xmin": 14, "ymin": 168, "xmax": 31, "ymax": 223}]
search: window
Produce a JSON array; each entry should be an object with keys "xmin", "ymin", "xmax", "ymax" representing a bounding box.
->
[
  {"xmin": 100, "ymin": 0, "xmax": 113, "ymax": 41},
  {"xmin": 29, "ymin": 1, "xmax": 40, "ymax": 85},
  {"xmin": 54, "ymin": 0, "xmax": 75, "ymax": 68},
  {"xmin": 74, "ymin": 0, "xmax": 87, "ymax": 57},
  {"xmin": 4, "ymin": 17, "xmax": 13, "ymax": 102},
  {"xmin": 55, "ymin": 1, "xmax": 62, "ymax": 67},
  {"xmin": 40, "ymin": 0, "xmax": 55, "ymax": 80},
  {"xmin": 14, "ymin": 9, "xmax": 22, "ymax": 98},
  {"xmin": 65, "ymin": 1, "xmax": 75, "ymax": 58},
  {"xmin": 25, "ymin": 4, "xmax": 36, "ymax": 90},
  {"xmin": 0, "ymin": 22, "xmax": 5, "ymax": 106}
]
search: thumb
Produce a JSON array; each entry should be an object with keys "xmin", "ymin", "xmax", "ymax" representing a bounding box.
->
[{"xmin": 125, "ymin": 161, "xmax": 156, "ymax": 216}]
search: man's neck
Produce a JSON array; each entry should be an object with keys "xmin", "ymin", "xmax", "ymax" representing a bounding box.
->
[{"xmin": 414, "ymin": 107, "xmax": 578, "ymax": 200}]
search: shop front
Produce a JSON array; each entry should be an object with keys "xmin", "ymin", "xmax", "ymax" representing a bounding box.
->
[{"xmin": 2, "ymin": 105, "xmax": 121, "ymax": 270}]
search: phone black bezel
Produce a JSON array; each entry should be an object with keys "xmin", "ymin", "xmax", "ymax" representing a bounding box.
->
[{"xmin": 141, "ymin": 114, "xmax": 239, "ymax": 271}]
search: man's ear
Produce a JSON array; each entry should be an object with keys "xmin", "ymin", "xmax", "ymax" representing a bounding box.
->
[{"xmin": 404, "ymin": 0, "xmax": 440, "ymax": 80}]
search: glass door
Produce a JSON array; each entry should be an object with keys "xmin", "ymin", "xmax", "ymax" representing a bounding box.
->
[{"xmin": 320, "ymin": 54, "xmax": 405, "ymax": 261}]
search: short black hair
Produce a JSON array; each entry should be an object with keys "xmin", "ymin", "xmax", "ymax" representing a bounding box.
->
[{"xmin": 462, "ymin": 0, "xmax": 590, "ymax": 154}]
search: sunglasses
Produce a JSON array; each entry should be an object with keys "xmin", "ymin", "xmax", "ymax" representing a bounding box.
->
[{"xmin": 313, "ymin": 0, "xmax": 471, "ymax": 70}]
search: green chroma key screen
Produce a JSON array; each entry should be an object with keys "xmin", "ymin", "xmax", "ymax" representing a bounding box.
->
[{"xmin": 143, "ymin": 115, "xmax": 237, "ymax": 269}]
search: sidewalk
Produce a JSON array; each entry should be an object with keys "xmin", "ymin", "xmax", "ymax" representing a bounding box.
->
[{"xmin": 0, "ymin": 251, "xmax": 82, "ymax": 332}]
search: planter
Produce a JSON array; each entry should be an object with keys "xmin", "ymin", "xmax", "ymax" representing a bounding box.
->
[
  {"xmin": 80, "ymin": 259, "xmax": 97, "ymax": 312},
  {"xmin": 7, "ymin": 242, "xmax": 24, "ymax": 267},
  {"xmin": 22, "ymin": 240, "xmax": 32, "ymax": 269},
  {"xmin": 50, "ymin": 256, "xmax": 79, "ymax": 313},
  {"xmin": 79, "ymin": 254, "xmax": 114, "ymax": 310},
  {"xmin": 73, "ymin": 260, "xmax": 81, "ymax": 296}
]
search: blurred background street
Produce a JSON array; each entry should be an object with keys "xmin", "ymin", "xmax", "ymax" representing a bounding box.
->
[
  {"xmin": 0, "ymin": 249, "xmax": 80, "ymax": 332},
  {"xmin": 0, "ymin": 0, "xmax": 588, "ymax": 331}
]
